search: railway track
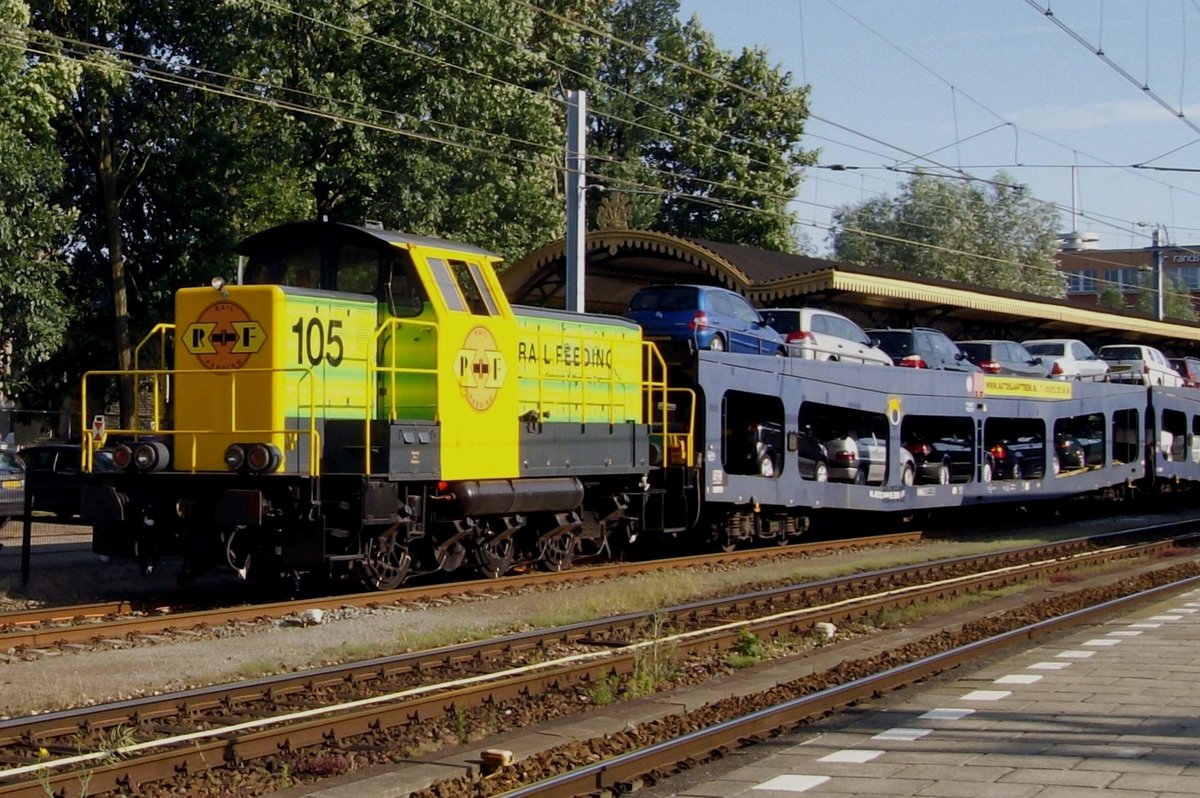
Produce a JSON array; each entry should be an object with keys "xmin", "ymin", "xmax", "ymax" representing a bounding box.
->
[
  {"xmin": 0, "ymin": 532, "xmax": 926, "ymax": 656},
  {"xmin": 1, "ymin": 520, "xmax": 1196, "ymax": 797}
]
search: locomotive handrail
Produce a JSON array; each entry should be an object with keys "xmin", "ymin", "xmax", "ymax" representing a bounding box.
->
[
  {"xmin": 80, "ymin": 366, "xmax": 320, "ymax": 475},
  {"xmin": 133, "ymin": 323, "xmax": 175, "ymax": 434},
  {"xmin": 367, "ymin": 317, "xmax": 441, "ymax": 474},
  {"xmin": 641, "ymin": 341, "xmax": 693, "ymax": 464}
]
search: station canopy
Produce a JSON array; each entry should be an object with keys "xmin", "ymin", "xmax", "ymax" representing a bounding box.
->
[{"xmin": 503, "ymin": 228, "xmax": 1200, "ymax": 356}]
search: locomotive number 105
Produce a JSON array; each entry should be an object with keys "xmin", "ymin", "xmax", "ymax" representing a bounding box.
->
[{"xmin": 292, "ymin": 317, "xmax": 344, "ymax": 367}]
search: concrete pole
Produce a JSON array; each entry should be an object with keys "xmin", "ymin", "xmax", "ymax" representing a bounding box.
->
[
  {"xmin": 1152, "ymin": 226, "xmax": 1164, "ymax": 321},
  {"xmin": 565, "ymin": 90, "xmax": 587, "ymax": 313}
]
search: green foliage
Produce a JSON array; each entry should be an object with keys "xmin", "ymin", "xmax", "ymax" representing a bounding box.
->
[
  {"xmin": 582, "ymin": 0, "xmax": 815, "ymax": 250},
  {"xmin": 1132, "ymin": 272, "xmax": 1198, "ymax": 322},
  {"xmin": 10, "ymin": 0, "xmax": 813, "ymax": 410},
  {"xmin": 832, "ymin": 172, "xmax": 1066, "ymax": 298},
  {"xmin": 0, "ymin": 0, "xmax": 78, "ymax": 400},
  {"xmin": 1097, "ymin": 282, "xmax": 1127, "ymax": 311}
]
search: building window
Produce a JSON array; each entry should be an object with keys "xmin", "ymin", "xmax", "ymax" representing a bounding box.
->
[
  {"xmin": 1174, "ymin": 265, "xmax": 1200, "ymax": 291},
  {"xmin": 1065, "ymin": 269, "xmax": 1097, "ymax": 294},
  {"xmin": 1104, "ymin": 268, "xmax": 1143, "ymax": 291}
]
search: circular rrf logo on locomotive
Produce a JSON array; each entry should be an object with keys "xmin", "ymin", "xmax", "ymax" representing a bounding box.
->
[
  {"xmin": 182, "ymin": 301, "xmax": 267, "ymax": 370},
  {"xmin": 454, "ymin": 326, "xmax": 507, "ymax": 412}
]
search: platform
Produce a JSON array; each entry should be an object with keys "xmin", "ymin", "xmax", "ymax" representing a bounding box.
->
[{"xmin": 654, "ymin": 586, "xmax": 1200, "ymax": 797}]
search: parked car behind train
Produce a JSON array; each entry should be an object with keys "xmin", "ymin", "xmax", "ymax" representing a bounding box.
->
[
  {"xmin": 624, "ymin": 284, "xmax": 786, "ymax": 356},
  {"xmin": 760, "ymin": 308, "xmax": 892, "ymax": 366},
  {"xmin": 955, "ymin": 340, "xmax": 1051, "ymax": 378},
  {"xmin": 0, "ymin": 450, "xmax": 24, "ymax": 527},
  {"xmin": 1022, "ymin": 338, "xmax": 1110, "ymax": 381},
  {"xmin": 1097, "ymin": 344, "xmax": 1183, "ymax": 387},
  {"xmin": 19, "ymin": 444, "xmax": 117, "ymax": 520},
  {"xmin": 866, "ymin": 327, "xmax": 979, "ymax": 372}
]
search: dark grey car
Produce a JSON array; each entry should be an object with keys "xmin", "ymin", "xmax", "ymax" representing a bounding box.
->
[
  {"xmin": 955, "ymin": 340, "xmax": 1051, "ymax": 378},
  {"xmin": 867, "ymin": 327, "xmax": 979, "ymax": 372}
]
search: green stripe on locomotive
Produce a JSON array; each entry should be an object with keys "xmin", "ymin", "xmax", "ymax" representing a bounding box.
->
[{"xmin": 513, "ymin": 307, "xmax": 644, "ymax": 424}]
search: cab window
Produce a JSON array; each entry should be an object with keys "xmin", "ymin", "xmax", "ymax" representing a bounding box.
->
[
  {"xmin": 387, "ymin": 251, "xmax": 427, "ymax": 318},
  {"xmin": 335, "ymin": 245, "xmax": 379, "ymax": 294},
  {"xmin": 427, "ymin": 256, "xmax": 500, "ymax": 316}
]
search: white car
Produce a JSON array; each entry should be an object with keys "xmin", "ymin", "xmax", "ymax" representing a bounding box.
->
[
  {"xmin": 762, "ymin": 308, "xmax": 892, "ymax": 366},
  {"xmin": 1097, "ymin": 344, "xmax": 1184, "ymax": 387},
  {"xmin": 1022, "ymin": 339, "xmax": 1110, "ymax": 381}
]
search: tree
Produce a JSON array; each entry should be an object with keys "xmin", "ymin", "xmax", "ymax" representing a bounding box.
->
[
  {"xmin": 0, "ymin": 0, "xmax": 78, "ymax": 400},
  {"xmin": 1096, "ymin": 283, "xmax": 1127, "ymax": 311},
  {"xmin": 1133, "ymin": 273, "xmax": 1198, "ymax": 322},
  {"xmin": 832, "ymin": 172, "xmax": 1065, "ymax": 298},
  {"xmin": 579, "ymin": 0, "xmax": 815, "ymax": 251}
]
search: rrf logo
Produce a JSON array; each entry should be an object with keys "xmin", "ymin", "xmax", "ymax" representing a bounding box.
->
[
  {"xmin": 453, "ymin": 326, "xmax": 507, "ymax": 411},
  {"xmin": 182, "ymin": 301, "xmax": 267, "ymax": 369}
]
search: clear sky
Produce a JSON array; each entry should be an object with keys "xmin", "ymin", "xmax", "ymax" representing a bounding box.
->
[{"xmin": 676, "ymin": 0, "xmax": 1200, "ymax": 255}]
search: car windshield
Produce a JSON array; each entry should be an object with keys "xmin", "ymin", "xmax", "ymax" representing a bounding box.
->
[
  {"xmin": 0, "ymin": 451, "xmax": 22, "ymax": 472},
  {"xmin": 627, "ymin": 286, "xmax": 698, "ymax": 312},
  {"xmin": 1025, "ymin": 343, "xmax": 1064, "ymax": 356}
]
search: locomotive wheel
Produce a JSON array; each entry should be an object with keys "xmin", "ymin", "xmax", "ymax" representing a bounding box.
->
[
  {"xmin": 474, "ymin": 537, "xmax": 516, "ymax": 578},
  {"xmin": 538, "ymin": 530, "xmax": 576, "ymax": 571},
  {"xmin": 359, "ymin": 528, "xmax": 412, "ymax": 591}
]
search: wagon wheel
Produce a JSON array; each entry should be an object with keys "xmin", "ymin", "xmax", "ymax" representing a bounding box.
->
[
  {"xmin": 359, "ymin": 527, "xmax": 411, "ymax": 591},
  {"xmin": 473, "ymin": 536, "xmax": 516, "ymax": 578},
  {"xmin": 538, "ymin": 530, "xmax": 576, "ymax": 571}
]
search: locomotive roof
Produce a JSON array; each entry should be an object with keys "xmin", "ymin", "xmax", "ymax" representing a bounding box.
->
[{"xmin": 236, "ymin": 221, "xmax": 501, "ymax": 261}]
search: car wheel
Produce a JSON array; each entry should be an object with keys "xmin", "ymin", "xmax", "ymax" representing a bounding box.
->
[
  {"xmin": 1011, "ymin": 460, "xmax": 1023, "ymax": 480},
  {"xmin": 936, "ymin": 461, "xmax": 951, "ymax": 485},
  {"xmin": 709, "ymin": 334, "xmax": 726, "ymax": 352},
  {"xmin": 981, "ymin": 460, "xmax": 993, "ymax": 483},
  {"xmin": 1052, "ymin": 455, "xmax": 1061, "ymax": 477},
  {"xmin": 901, "ymin": 463, "xmax": 915, "ymax": 487},
  {"xmin": 853, "ymin": 467, "xmax": 867, "ymax": 485},
  {"xmin": 757, "ymin": 452, "xmax": 777, "ymax": 478},
  {"xmin": 814, "ymin": 461, "xmax": 828, "ymax": 483}
]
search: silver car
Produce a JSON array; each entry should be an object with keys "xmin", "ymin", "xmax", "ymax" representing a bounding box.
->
[
  {"xmin": 762, "ymin": 308, "xmax": 892, "ymax": 366},
  {"xmin": 823, "ymin": 430, "xmax": 915, "ymax": 486}
]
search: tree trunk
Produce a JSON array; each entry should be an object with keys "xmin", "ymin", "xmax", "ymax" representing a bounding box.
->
[{"xmin": 98, "ymin": 106, "xmax": 135, "ymax": 431}]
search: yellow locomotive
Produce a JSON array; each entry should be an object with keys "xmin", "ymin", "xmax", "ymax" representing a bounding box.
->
[{"xmin": 86, "ymin": 221, "xmax": 681, "ymax": 588}]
